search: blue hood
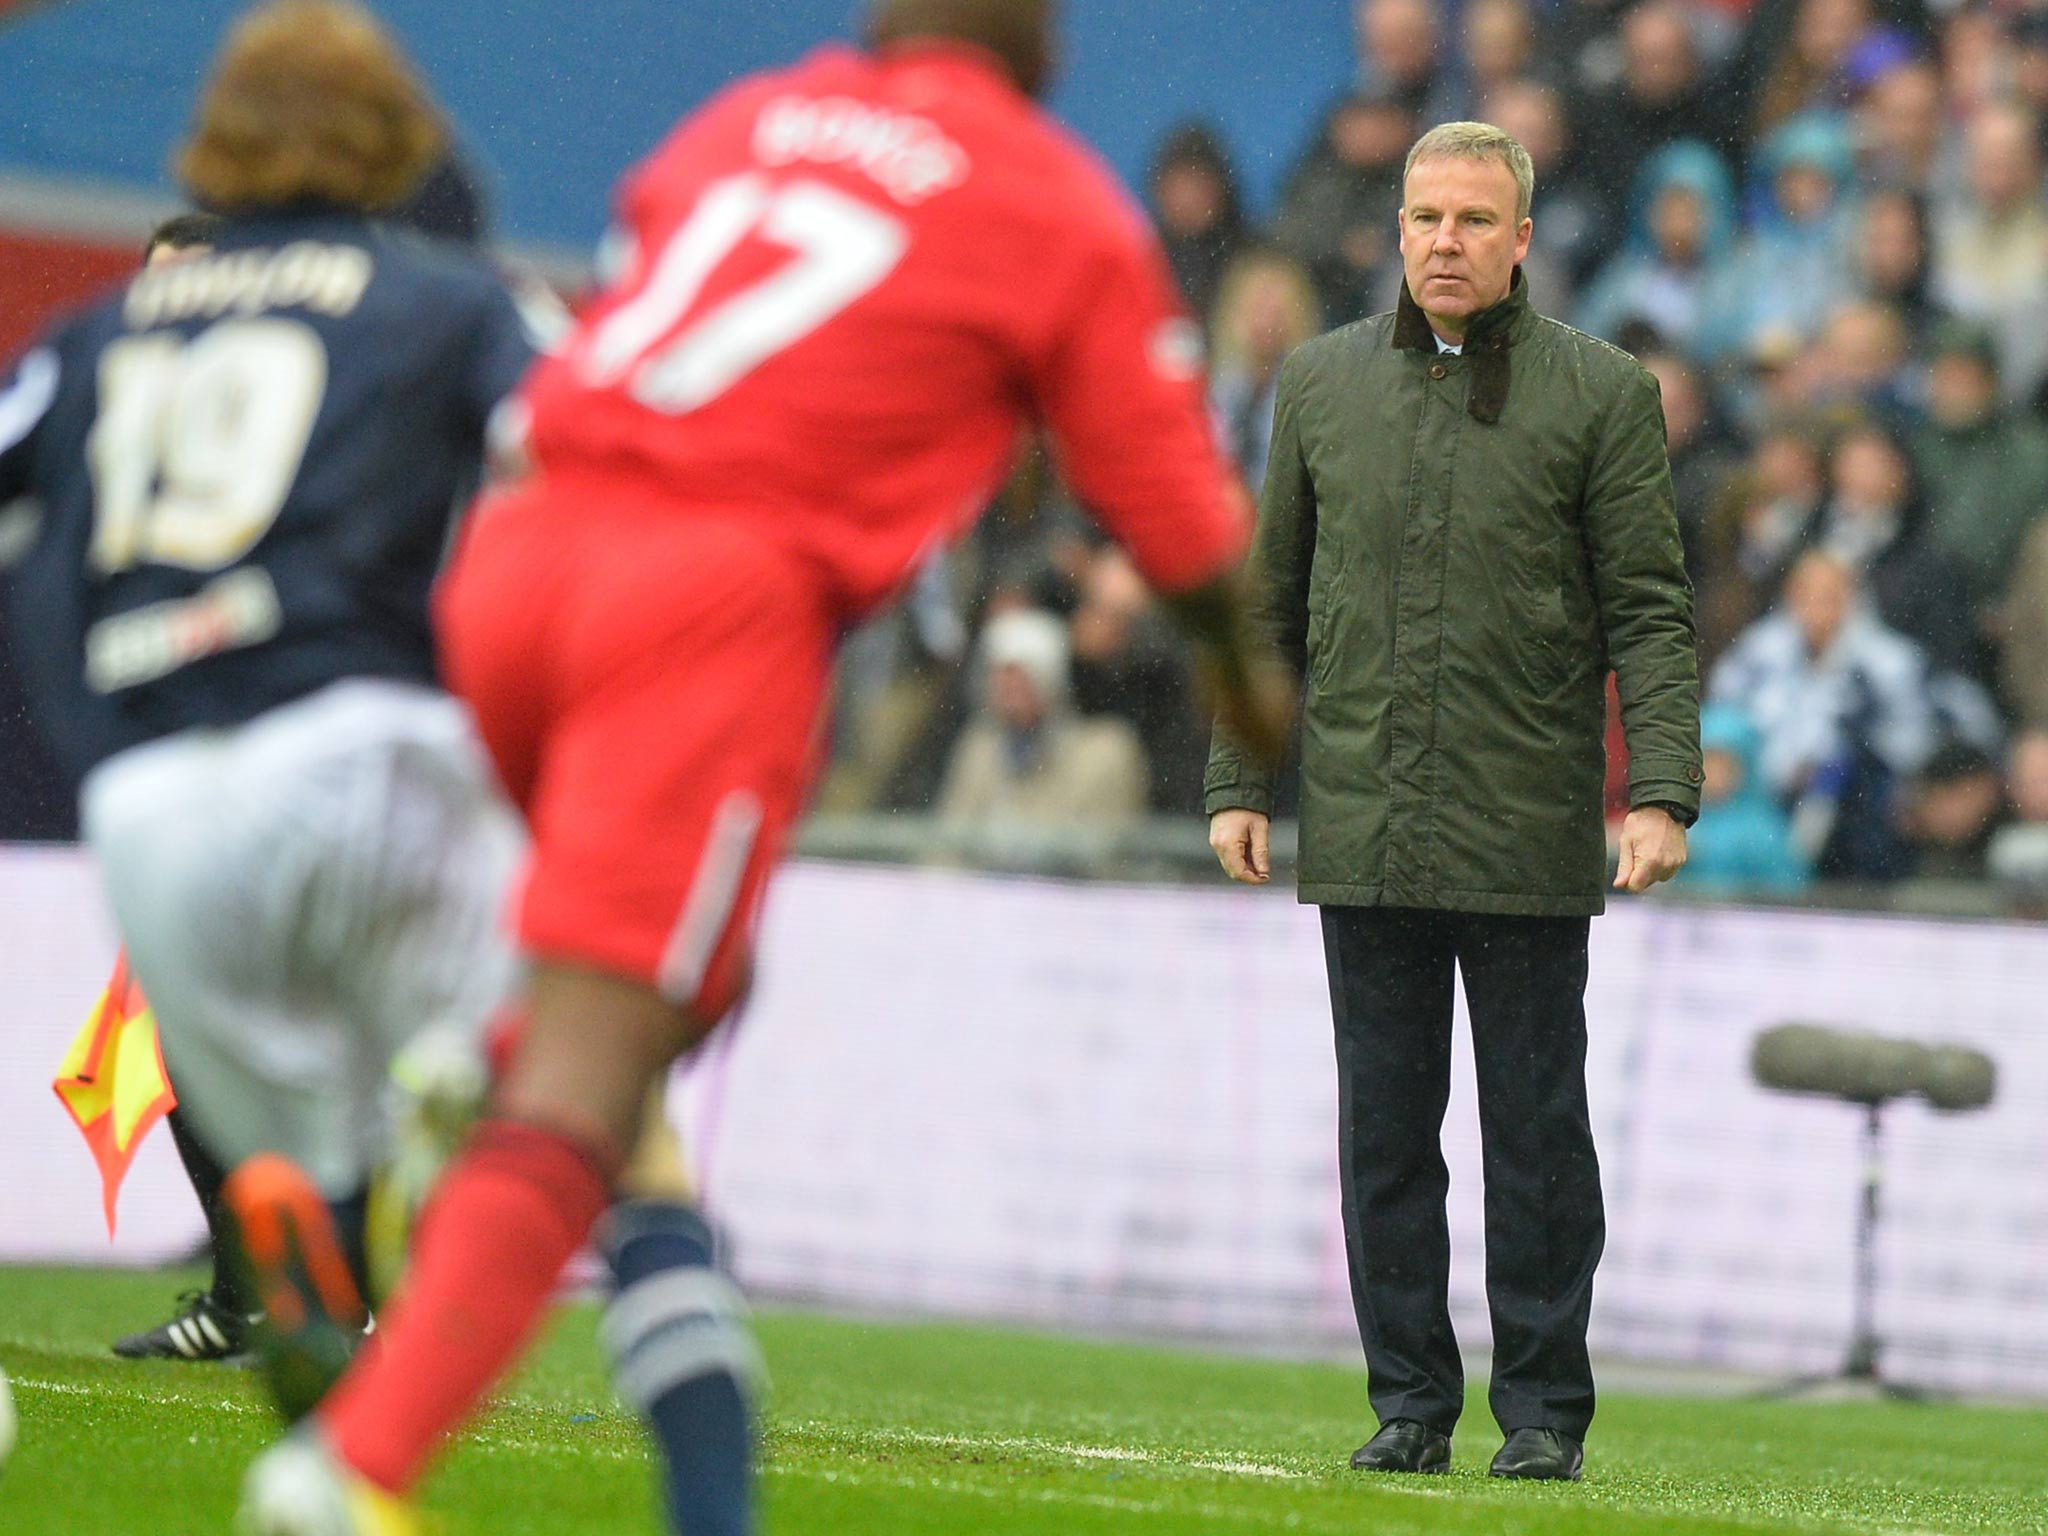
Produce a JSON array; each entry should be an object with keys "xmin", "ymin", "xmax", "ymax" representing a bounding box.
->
[
  {"xmin": 1628, "ymin": 141, "xmax": 1737, "ymax": 260},
  {"xmin": 1753, "ymin": 111, "xmax": 1856, "ymax": 225}
]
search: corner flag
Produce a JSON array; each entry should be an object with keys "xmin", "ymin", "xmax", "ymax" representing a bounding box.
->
[{"xmin": 53, "ymin": 951, "xmax": 177, "ymax": 1235}]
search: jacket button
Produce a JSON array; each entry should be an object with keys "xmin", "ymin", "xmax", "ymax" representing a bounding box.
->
[{"xmin": 1430, "ymin": 363, "xmax": 1448, "ymax": 379}]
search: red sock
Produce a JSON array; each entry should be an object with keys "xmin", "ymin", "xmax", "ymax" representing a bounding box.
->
[{"xmin": 319, "ymin": 1120, "xmax": 613, "ymax": 1494}]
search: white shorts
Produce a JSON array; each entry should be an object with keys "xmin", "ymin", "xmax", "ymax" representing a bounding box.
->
[{"xmin": 80, "ymin": 679, "xmax": 523, "ymax": 1195}]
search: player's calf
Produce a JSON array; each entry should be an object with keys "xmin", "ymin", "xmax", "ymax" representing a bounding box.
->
[
  {"xmin": 222, "ymin": 1155, "xmax": 372, "ymax": 1422},
  {"xmin": 603, "ymin": 1200, "xmax": 762, "ymax": 1536}
]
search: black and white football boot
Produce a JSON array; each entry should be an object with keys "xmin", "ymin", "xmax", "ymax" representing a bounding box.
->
[{"xmin": 111, "ymin": 1289, "xmax": 259, "ymax": 1363}]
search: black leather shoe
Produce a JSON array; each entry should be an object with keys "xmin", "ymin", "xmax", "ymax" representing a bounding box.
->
[
  {"xmin": 1349, "ymin": 1419, "xmax": 1451, "ymax": 1473},
  {"xmin": 1488, "ymin": 1427, "xmax": 1584, "ymax": 1480}
]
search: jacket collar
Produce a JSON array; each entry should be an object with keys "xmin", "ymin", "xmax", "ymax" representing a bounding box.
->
[{"xmin": 1393, "ymin": 268, "xmax": 1529, "ymax": 425}]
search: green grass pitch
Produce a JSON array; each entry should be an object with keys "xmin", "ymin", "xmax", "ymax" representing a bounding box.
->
[{"xmin": 2, "ymin": 1265, "xmax": 2045, "ymax": 1535}]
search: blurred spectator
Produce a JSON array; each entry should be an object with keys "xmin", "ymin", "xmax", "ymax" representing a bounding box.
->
[
  {"xmin": 1940, "ymin": 7, "xmax": 2008, "ymax": 128},
  {"xmin": 1695, "ymin": 423, "xmax": 1829, "ymax": 662},
  {"xmin": 1855, "ymin": 57, "xmax": 1946, "ymax": 195},
  {"xmin": 1067, "ymin": 548, "xmax": 1210, "ymax": 816},
  {"xmin": 1208, "ymin": 249, "xmax": 1322, "ymax": 490},
  {"xmin": 816, "ymin": 559, "xmax": 970, "ymax": 815},
  {"xmin": 1932, "ymin": 103, "xmax": 2048, "ymax": 372},
  {"xmin": 1571, "ymin": 4, "xmax": 1731, "ymax": 228},
  {"xmin": 1147, "ymin": 122, "xmax": 1257, "ymax": 320},
  {"xmin": 1464, "ymin": 0, "xmax": 1543, "ymax": 103},
  {"xmin": 1914, "ymin": 321, "xmax": 2048, "ymax": 610},
  {"xmin": 1354, "ymin": 0, "xmax": 1467, "ymax": 124},
  {"xmin": 1986, "ymin": 729, "xmax": 2048, "ymax": 893},
  {"xmin": 1850, "ymin": 188, "xmax": 1940, "ymax": 352},
  {"xmin": 1678, "ymin": 702, "xmax": 1813, "ymax": 893},
  {"xmin": 1642, "ymin": 349, "xmax": 1740, "ymax": 555},
  {"xmin": 1754, "ymin": 0, "xmax": 1894, "ymax": 136},
  {"xmin": 1711, "ymin": 550, "xmax": 1938, "ymax": 878},
  {"xmin": 1787, "ymin": 298, "xmax": 1914, "ymax": 419},
  {"xmin": 1695, "ymin": 112, "xmax": 1857, "ymax": 362},
  {"xmin": 1998, "ymin": 515, "xmax": 2048, "ymax": 728},
  {"xmin": 1898, "ymin": 740, "xmax": 2005, "ymax": 879},
  {"xmin": 2016, "ymin": 14, "xmax": 2048, "ymax": 152},
  {"xmin": 1273, "ymin": 90, "xmax": 1413, "ymax": 323},
  {"xmin": 1576, "ymin": 140, "xmax": 1735, "ymax": 349},
  {"xmin": 1812, "ymin": 419, "xmax": 1976, "ymax": 673},
  {"xmin": 936, "ymin": 608, "xmax": 1148, "ymax": 830},
  {"xmin": 1484, "ymin": 79, "xmax": 1606, "ymax": 291}
]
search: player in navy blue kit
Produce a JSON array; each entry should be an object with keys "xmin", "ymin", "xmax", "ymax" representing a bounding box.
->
[{"xmin": 0, "ymin": 0, "xmax": 532, "ymax": 1432}]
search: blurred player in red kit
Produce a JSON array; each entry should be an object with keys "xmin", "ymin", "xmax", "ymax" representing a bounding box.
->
[{"xmin": 245, "ymin": 1, "xmax": 1291, "ymax": 1531}]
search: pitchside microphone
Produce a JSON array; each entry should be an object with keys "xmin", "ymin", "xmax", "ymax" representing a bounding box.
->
[{"xmin": 1751, "ymin": 1024, "xmax": 1997, "ymax": 1112}]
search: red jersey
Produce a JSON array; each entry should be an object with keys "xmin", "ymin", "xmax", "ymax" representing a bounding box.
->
[{"xmin": 521, "ymin": 42, "xmax": 1249, "ymax": 616}]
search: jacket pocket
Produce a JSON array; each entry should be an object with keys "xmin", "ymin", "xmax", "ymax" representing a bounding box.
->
[
  {"xmin": 1507, "ymin": 528, "xmax": 1574, "ymax": 694},
  {"xmin": 1305, "ymin": 534, "xmax": 1346, "ymax": 696}
]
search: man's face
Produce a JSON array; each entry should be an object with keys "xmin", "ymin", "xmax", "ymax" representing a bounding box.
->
[
  {"xmin": 1702, "ymin": 746, "xmax": 1744, "ymax": 803},
  {"xmin": 1330, "ymin": 101, "xmax": 1412, "ymax": 168},
  {"xmin": 1623, "ymin": 8, "xmax": 1695, "ymax": 103},
  {"xmin": 1927, "ymin": 352, "xmax": 1998, "ymax": 430},
  {"xmin": 1361, "ymin": 0, "xmax": 1436, "ymax": 84},
  {"xmin": 1486, "ymin": 84, "xmax": 1563, "ymax": 171},
  {"xmin": 1153, "ymin": 162, "xmax": 1225, "ymax": 238},
  {"xmin": 1786, "ymin": 555, "xmax": 1855, "ymax": 655},
  {"xmin": 2011, "ymin": 733, "xmax": 2048, "ymax": 823},
  {"xmin": 1867, "ymin": 64, "xmax": 1940, "ymax": 166},
  {"xmin": 990, "ymin": 662, "xmax": 1046, "ymax": 731},
  {"xmin": 1399, "ymin": 154, "xmax": 1530, "ymax": 336},
  {"xmin": 1775, "ymin": 163, "xmax": 1835, "ymax": 223},
  {"xmin": 1646, "ymin": 356, "xmax": 1702, "ymax": 450},
  {"xmin": 1649, "ymin": 185, "xmax": 1706, "ymax": 263},
  {"xmin": 1465, "ymin": 0, "xmax": 1530, "ymax": 86},
  {"xmin": 1831, "ymin": 432, "xmax": 1909, "ymax": 509},
  {"xmin": 1969, "ymin": 109, "xmax": 2039, "ymax": 212},
  {"xmin": 1757, "ymin": 435, "xmax": 1823, "ymax": 504},
  {"xmin": 1856, "ymin": 195, "xmax": 1922, "ymax": 293}
]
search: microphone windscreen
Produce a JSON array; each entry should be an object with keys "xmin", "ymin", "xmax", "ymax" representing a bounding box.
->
[
  {"xmin": 1751, "ymin": 1024, "xmax": 1923, "ymax": 1104},
  {"xmin": 1922, "ymin": 1046, "xmax": 1998, "ymax": 1112}
]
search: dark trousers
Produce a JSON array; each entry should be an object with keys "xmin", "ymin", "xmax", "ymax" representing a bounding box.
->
[{"xmin": 1321, "ymin": 905, "xmax": 1603, "ymax": 1440}]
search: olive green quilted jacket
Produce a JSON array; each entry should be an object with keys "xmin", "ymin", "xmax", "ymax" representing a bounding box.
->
[{"xmin": 1205, "ymin": 273, "xmax": 1702, "ymax": 916}]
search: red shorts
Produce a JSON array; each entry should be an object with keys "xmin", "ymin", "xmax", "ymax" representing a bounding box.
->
[{"xmin": 437, "ymin": 474, "xmax": 836, "ymax": 1019}]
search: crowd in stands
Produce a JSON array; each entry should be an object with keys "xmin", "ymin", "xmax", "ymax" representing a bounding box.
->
[
  {"xmin": 8, "ymin": 0, "xmax": 2048, "ymax": 899},
  {"xmin": 819, "ymin": 0, "xmax": 2048, "ymax": 897}
]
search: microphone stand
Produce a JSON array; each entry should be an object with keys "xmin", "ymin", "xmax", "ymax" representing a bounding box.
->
[{"xmin": 1763, "ymin": 1096, "xmax": 1927, "ymax": 1403}]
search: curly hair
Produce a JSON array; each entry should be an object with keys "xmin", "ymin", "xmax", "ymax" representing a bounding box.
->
[{"xmin": 176, "ymin": 0, "xmax": 444, "ymax": 215}]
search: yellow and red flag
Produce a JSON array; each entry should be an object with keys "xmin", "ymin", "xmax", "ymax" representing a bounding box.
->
[{"xmin": 53, "ymin": 950, "xmax": 177, "ymax": 1236}]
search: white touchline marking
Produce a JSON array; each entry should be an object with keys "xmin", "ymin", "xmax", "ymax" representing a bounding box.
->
[
  {"xmin": 780, "ymin": 1423, "xmax": 1311, "ymax": 1480},
  {"xmin": 4, "ymin": 1372, "xmax": 1972, "ymax": 1536}
]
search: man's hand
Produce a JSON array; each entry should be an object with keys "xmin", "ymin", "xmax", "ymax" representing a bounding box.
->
[
  {"xmin": 1210, "ymin": 808, "xmax": 1272, "ymax": 885},
  {"xmin": 1614, "ymin": 806, "xmax": 1687, "ymax": 892}
]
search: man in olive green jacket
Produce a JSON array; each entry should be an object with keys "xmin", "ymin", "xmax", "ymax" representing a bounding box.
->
[{"xmin": 1207, "ymin": 122, "xmax": 1701, "ymax": 1483}]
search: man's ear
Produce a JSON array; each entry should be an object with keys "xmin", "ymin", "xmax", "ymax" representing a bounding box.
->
[{"xmin": 1515, "ymin": 217, "xmax": 1533, "ymax": 263}]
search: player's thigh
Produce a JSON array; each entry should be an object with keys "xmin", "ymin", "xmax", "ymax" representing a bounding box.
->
[
  {"xmin": 83, "ymin": 751, "xmax": 359, "ymax": 1187},
  {"xmin": 518, "ymin": 526, "xmax": 833, "ymax": 1023},
  {"xmin": 343, "ymin": 728, "xmax": 526, "ymax": 1070}
]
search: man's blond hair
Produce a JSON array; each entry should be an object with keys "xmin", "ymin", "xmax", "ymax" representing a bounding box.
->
[
  {"xmin": 177, "ymin": 0, "xmax": 444, "ymax": 215},
  {"xmin": 1403, "ymin": 121, "xmax": 1535, "ymax": 222}
]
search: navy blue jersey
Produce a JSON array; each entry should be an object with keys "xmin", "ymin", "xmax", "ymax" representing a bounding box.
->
[{"xmin": 0, "ymin": 210, "xmax": 535, "ymax": 780}]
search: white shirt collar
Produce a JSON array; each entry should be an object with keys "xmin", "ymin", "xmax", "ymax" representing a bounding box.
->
[{"xmin": 1434, "ymin": 334, "xmax": 1462, "ymax": 355}]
